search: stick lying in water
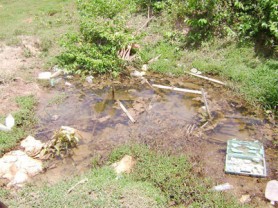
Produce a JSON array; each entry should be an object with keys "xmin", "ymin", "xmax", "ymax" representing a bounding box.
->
[
  {"xmin": 185, "ymin": 72, "xmax": 226, "ymax": 86},
  {"xmin": 152, "ymin": 84, "xmax": 202, "ymax": 95},
  {"xmin": 117, "ymin": 100, "xmax": 136, "ymax": 123},
  {"xmin": 201, "ymin": 88, "xmax": 212, "ymax": 119}
]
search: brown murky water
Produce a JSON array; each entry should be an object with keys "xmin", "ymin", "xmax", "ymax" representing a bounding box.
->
[{"xmin": 33, "ymin": 75, "xmax": 277, "ymax": 206}]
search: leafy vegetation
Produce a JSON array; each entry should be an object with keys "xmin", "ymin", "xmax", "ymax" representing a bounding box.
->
[
  {"xmin": 58, "ymin": 0, "xmax": 136, "ymax": 75},
  {"xmin": 0, "ymin": 96, "xmax": 37, "ymax": 155}
]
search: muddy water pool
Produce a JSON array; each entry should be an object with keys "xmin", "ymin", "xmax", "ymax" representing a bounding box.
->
[{"xmin": 32, "ymin": 75, "xmax": 277, "ymax": 205}]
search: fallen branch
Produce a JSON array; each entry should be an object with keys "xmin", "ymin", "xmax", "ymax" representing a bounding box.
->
[
  {"xmin": 135, "ymin": 17, "xmax": 154, "ymax": 35},
  {"xmin": 117, "ymin": 100, "xmax": 136, "ymax": 123},
  {"xmin": 148, "ymin": 54, "xmax": 161, "ymax": 64},
  {"xmin": 152, "ymin": 84, "xmax": 202, "ymax": 95},
  {"xmin": 201, "ymin": 88, "xmax": 212, "ymax": 119},
  {"xmin": 185, "ymin": 72, "xmax": 226, "ymax": 86},
  {"xmin": 67, "ymin": 178, "xmax": 88, "ymax": 194}
]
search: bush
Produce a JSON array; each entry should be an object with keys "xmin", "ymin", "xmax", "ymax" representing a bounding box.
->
[{"xmin": 58, "ymin": 0, "xmax": 136, "ymax": 75}]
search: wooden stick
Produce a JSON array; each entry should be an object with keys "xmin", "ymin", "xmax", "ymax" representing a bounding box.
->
[
  {"xmin": 67, "ymin": 178, "xmax": 88, "ymax": 194},
  {"xmin": 135, "ymin": 17, "xmax": 154, "ymax": 35},
  {"xmin": 148, "ymin": 54, "xmax": 161, "ymax": 64},
  {"xmin": 117, "ymin": 100, "xmax": 136, "ymax": 123},
  {"xmin": 201, "ymin": 88, "xmax": 212, "ymax": 119},
  {"xmin": 152, "ymin": 84, "xmax": 202, "ymax": 95},
  {"xmin": 185, "ymin": 72, "xmax": 226, "ymax": 86}
]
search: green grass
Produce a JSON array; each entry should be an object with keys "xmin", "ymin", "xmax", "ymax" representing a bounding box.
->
[
  {"xmin": 1, "ymin": 144, "xmax": 249, "ymax": 207},
  {"xmin": 0, "ymin": 0, "xmax": 78, "ymax": 66},
  {"xmin": 0, "ymin": 96, "xmax": 37, "ymax": 155},
  {"xmin": 180, "ymin": 40, "xmax": 278, "ymax": 110}
]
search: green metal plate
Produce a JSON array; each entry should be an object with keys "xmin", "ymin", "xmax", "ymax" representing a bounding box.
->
[{"xmin": 225, "ymin": 139, "xmax": 266, "ymax": 177}]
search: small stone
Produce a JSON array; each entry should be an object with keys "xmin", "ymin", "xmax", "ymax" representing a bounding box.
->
[
  {"xmin": 20, "ymin": 136, "xmax": 43, "ymax": 156},
  {"xmin": 65, "ymin": 81, "xmax": 72, "ymax": 86},
  {"xmin": 38, "ymin": 72, "xmax": 52, "ymax": 80},
  {"xmin": 240, "ymin": 195, "xmax": 251, "ymax": 204},
  {"xmin": 112, "ymin": 155, "xmax": 136, "ymax": 174},
  {"xmin": 51, "ymin": 115, "xmax": 60, "ymax": 121},
  {"xmin": 85, "ymin": 76, "xmax": 94, "ymax": 83},
  {"xmin": 142, "ymin": 64, "xmax": 148, "ymax": 71},
  {"xmin": 265, "ymin": 180, "xmax": 278, "ymax": 205}
]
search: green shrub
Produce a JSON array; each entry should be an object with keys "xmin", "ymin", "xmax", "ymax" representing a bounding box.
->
[{"xmin": 58, "ymin": 0, "xmax": 136, "ymax": 75}]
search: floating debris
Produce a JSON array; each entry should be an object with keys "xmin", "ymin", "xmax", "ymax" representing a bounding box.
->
[{"xmin": 225, "ymin": 139, "xmax": 266, "ymax": 177}]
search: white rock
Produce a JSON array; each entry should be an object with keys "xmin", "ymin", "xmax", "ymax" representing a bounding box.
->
[
  {"xmin": 0, "ymin": 150, "xmax": 43, "ymax": 187},
  {"xmin": 65, "ymin": 81, "xmax": 72, "ymax": 86},
  {"xmin": 20, "ymin": 136, "xmax": 43, "ymax": 156},
  {"xmin": 85, "ymin": 76, "xmax": 94, "ymax": 83},
  {"xmin": 5, "ymin": 114, "xmax": 15, "ymax": 129},
  {"xmin": 142, "ymin": 64, "xmax": 148, "ymax": 71},
  {"xmin": 265, "ymin": 180, "xmax": 278, "ymax": 205},
  {"xmin": 240, "ymin": 195, "xmax": 251, "ymax": 204},
  {"xmin": 112, "ymin": 155, "xmax": 136, "ymax": 174},
  {"xmin": 38, "ymin": 72, "xmax": 52, "ymax": 80}
]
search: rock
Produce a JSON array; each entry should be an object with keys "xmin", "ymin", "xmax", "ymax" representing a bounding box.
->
[
  {"xmin": 0, "ymin": 150, "xmax": 43, "ymax": 187},
  {"xmin": 85, "ymin": 76, "xmax": 94, "ymax": 83},
  {"xmin": 240, "ymin": 195, "xmax": 251, "ymax": 204},
  {"xmin": 112, "ymin": 155, "xmax": 136, "ymax": 174},
  {"xmin": 65, "ymin": 81, "xmax": 72, "ymax": 86},
  {"xmin": 5, "ymin": 114, "xmax": 14, "ymax": 129},
  {"xmin": 51, "ymin": 114, "xmax": 60, "ymax": 121},
  {"xmin": 20, "ymin": 136, "xmax": 43, "ymax": 156},
  {"xmin": 265, "ymin": 180, "xmax": 278, "ymax": 205},
  {"xmin": 142, "ymin": 64, "xmax": 148, "ymax": 71}
]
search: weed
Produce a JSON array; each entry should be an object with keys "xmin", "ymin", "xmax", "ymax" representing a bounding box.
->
[{"xmin": 0, "ymin": 96, "xmax": 37, "ymax": 155}]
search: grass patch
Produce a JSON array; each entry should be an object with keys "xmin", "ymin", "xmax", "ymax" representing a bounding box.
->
[
  {"xmin": 1, "ymin": 144, "xmax": 249, "ymax": 207},
  {"xmin": 3, "ymin": 167, "xmax": 166, "ymax": 208},
  {"xmin": 109, "ymin": 145, "xmax": 247, "ymax": 207},
  {"xmin": 180, "ymin": 40, "xmax": 278, "ymax": 110},
  {"xmin": 0, "ymin": 96, "xmax": 37, "ymax": 155},
  {"xmin": 0, "ymin": 0, "xmax": 78, "ymax": 66}
]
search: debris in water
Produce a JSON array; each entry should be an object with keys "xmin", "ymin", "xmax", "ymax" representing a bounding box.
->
[
  {"xmin": 212, "ymin": 183, "xmax": 233, "ymax": 191},
  {"xmin": 85, "ymin": 76, "xmax": 94, "ymax": 84},
  {"xmin": 0, "ymin": 114, "xmax": 15, "ymax": 131},
  {"xmin": 265, "ymin": 180, "xmax": 278, "ymax": 205},
  {"xmin": 111, "ymin": 155, "xmax": 136, "ymax": 174},
  {"xmin": 225, "ymin": 139, "xmax": 266, "ymax": 177},
  {"xmin": 20, "ymin": 135, "xmax": 43, "ymax": 156},
  {"xmin": 152, "ymin": 84, "xmax": 202, "ymax": 95},
  {"xmin": 41, "ymin": 126, "xmax": 81, "ymax": 158},
  {"xmin": 117, "ymin": 100, "xmax": 136, "ymax": 123}
]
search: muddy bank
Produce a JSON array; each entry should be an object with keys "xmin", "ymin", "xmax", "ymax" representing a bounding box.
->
[{"xmin": 29, "ymin": 73, "xmax": 277, "ymax": 206}]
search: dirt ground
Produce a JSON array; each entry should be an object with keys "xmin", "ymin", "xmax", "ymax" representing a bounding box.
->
[{"xmin": 0, "ymin": 38, "xmax": 277, "ymax": 207}]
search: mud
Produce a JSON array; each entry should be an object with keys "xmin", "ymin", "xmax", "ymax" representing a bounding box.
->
[{"xmin": 30, "ymin": 74, "xmax": 277, "ymax": 206}]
